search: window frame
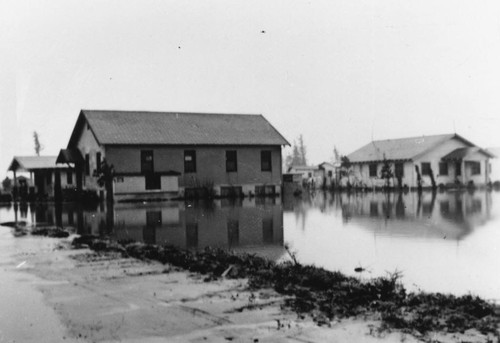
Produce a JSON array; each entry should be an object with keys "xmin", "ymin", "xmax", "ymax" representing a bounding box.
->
[
  {"xmin": 369, "ymin": 164, "xmax": 377, "ymax": 177},
  {"xmin": 225, "ymin": 150, "xmax": 237, "ymax": 172},
  {"xmin": 471, "ymin": 161, "xmax": 481, "ymax": 175},
  {"xmin": 439, "ymin": 162, "xmax": 448, "ymax": 176},
  {"xmin": 66, "ymin": 170, "xmax": 73, "ymax": 185},
  {"xmin": 85, "ymin": 153, "xmax": 90, "ymax": 176},
  {"xmin": 261, "ymin": 150, "xmax": 272, "ymax": 172},
  {"xmin": 141, "ymin": 150, "xmax": 154, "ymax": 174},
  {"xmin": 184, "ymin": 150, "xmax": 197, "ymax": 173},
  {"xmin": 421, "ymin": 162, "xmax": 431, "ymax": 176},
  {"xmin": 96, "ymin": 152, "xmax": 102, "ymax": 174},
  {"xmin": 395, "ymin": 163, "xmax": 404, "ymax": 177}
]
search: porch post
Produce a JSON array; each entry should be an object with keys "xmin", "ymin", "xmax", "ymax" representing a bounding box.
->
[
  {"xmin": 12, "ymin": 170, "xmax": 18, "ymax": 201},
  {"xmin": 75, "ymin": 162, "xmax": 83, "ymax": 201},
  {"xmin": 461, "ymin": 160, "xmax": 465, "ymax": 185},
  {"xmin": 54, "ymin": 169, "xmax": 62, "ymax": 202},
  {"xmin": 485, "ymin": 159, "xmax": 490, "ymax": 185}
]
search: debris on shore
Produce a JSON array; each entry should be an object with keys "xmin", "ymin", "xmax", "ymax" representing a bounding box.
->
[
  {"xmin": 71, "ymin": 236, "xmax": 500, "ymax": 339},
  {"xmin": 0, "ymin": 222, "xmax": 71, "ymax": 238}
]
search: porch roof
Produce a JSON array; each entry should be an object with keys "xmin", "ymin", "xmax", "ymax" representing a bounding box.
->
[
  {"xmin": 441, "ymin": 147, "xmax": 494, "ymax": 161},
  {"xmin": 8, "ymin": 156, "xmax": 67, "ymax": 172}
]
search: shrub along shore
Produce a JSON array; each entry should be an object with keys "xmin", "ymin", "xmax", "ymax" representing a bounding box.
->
[{"xmin": 71, "ymin": 235, "xmax": 500, "ymax": 339}]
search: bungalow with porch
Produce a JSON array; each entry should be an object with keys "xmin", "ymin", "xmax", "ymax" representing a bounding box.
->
[
  {"xmin": 7, "ymin": 156, "xmax": 74, "ymax": 200},
  {"xmin": 346, "ymin": 133, "xmax": 494, "ymax": 189},
  {"xmin": 57, "ymin": 110, "xmax": 289, "ymax": 201}
]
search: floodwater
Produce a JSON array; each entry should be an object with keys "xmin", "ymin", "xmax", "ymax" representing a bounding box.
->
[{"xmin": 1, "ymin": 190, "xmax": 499, "ymax": 302}]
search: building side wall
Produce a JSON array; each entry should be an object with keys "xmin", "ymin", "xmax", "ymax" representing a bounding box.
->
[
  {"xmin": 105, "ymin": 145, "xmax": 282, "ymax": 196},
  {"xmin": 74, "ymin": 122, "xmax": 105, "ymax": 191},
  {"xmin": 114, "ymin": 176, "xmax": 179, "ymax": 194}
]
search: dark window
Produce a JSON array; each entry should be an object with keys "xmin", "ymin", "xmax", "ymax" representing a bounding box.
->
[
  {"xmin": 96, "ymin": 152, "xmax": 102, "ymax": 174},
  {"xmin": 46, "ymin": 172, "xmax": 52, "ymax": 185},
  {"xmin": 262, "ymin": 218, "xmax": 273, "ymax": 243},
  {"xmin": 85, "ymin": 154, "xmax": 90, "ymax": 176},
  {"xmin": 308, "ymin": 172, "xmax": 312, "ymax": 178},
  {"xmin": 141, "ymin": 150, "xmax": 154, "ymax": 173},
  {"xmin": 220, "ymin": 186, "xmax": 243, "ymax": 198},
  {"xmin": 186, "ymin": 223, "xmax": 198, "ymax": 248},
  {"xmin": 184, "ymin": 150, "xmax": 196, "ymax": 173},
  {"xmin": 227, "ymin": 219, "xmax": 239, "ymax": 247},
  {"xmin": 439, "ymin": 162, "xmax": 448, "ymax": 175},
  {"xmin": 328, "ymin": 170, "xmax": 333, "ymax": 177},
  {"xmin": 145, "ymin": 174, "xmax": 161, "ymax": 190},
  {"xmin": 146, "ymin": 211, "xmax": 162, "ymax": 226},
  {"xmin": 144, "ymin": 211, "xmax": 161, "ymax": 244},
  {"xmin": 226, "ymin": 150, "xmax": 237, "ymax": 172},
  {"xmin": 456, "ymin": 162, "xmax": 462, "ymax": 176},
  {"xmin": 67, "ymin": 171, "xmax": 73, "ymax": 184},
  {"xmin": 369, "ymin": 164, "xmax": 377, "ymax": 177},
  {"xmin": 471, "ymin": 162, "xmax": 481, "ymax": 175},
  {"xmin": 261, "ymin": 151, "xmax": 272, "ymax": 171},
  {"xmin": 421, "ymin": 162, "xmax": 431, "ymax": 176},
  {"xmin": 395, "ymin": 163, "xmax": 404, "ymax": 177}
]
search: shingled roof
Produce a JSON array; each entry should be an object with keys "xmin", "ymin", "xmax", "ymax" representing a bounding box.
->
[
  {"xmin": 68, "ymin": 110, "xmax": 289, "ymax": 147},
  {"xmin": 347, "ymin": 134, "xmax": 476, "ymax": 163}
]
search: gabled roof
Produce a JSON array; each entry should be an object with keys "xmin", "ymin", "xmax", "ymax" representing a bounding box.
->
[
  {"xmin": 56, "ymin": 149, "xmax": 84, "ymax": 164},
  {"xmin": 68, "ymin": 110, "xmax": 290, "ymax": 147},
  {"xmin": 8, "ymin": 156, "xmax": 68, "ymax": 172},
  {"xmin": 347, "ymin": 134, "xmax": 476, "ymax": 163}
]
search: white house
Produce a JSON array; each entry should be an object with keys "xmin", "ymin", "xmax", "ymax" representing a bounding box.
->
[{"xmin": 347, "ymin": 133, "xmax": 494, "ymax": 189}]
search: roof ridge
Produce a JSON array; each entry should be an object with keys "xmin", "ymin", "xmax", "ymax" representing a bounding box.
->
[
  {"xmin": 81, "ymin": 109, "xmax": 263, "ymax": 117},
  {"xmin": 371, "ymin": 133, "xmax": 455, "ymax": 143}
]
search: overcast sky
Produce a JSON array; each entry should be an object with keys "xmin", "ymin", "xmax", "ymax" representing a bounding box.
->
[{"xmin": 2, "ymin": 0, "xmax": 500, "ymax": 178}]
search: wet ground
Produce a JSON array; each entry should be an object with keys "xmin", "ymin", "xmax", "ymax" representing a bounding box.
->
[{"xmin": 0, "ymin": 226, "xmax": 440, "ymax": 343}]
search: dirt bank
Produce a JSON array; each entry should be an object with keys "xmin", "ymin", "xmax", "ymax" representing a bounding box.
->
[{"xmin": 1, "ymin": 224, "xmax": 498, "ymax": 342}]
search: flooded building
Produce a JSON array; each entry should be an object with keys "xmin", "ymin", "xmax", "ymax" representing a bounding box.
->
[
  {"xmin": 347, "ymin": 133, "xmax": 494, "ymax": 189},
  {"xmin": 7, "ymin": 156, "xmax": 74, "ymax": 200},
  {"xmin": 57, "ymin": 110, "xmax": 289, "ymax": 201},
  {"xmin": 288, "ymin": 162, "xmax": 336, "ymax": 188}
]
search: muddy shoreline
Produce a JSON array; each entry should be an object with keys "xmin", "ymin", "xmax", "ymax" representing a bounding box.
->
[{"xmin": 2, "ymin": 222, "xmax": 500, "ymax": 342}]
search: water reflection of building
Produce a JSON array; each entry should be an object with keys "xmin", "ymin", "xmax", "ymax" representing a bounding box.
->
[
  {"xmin": 8, "ymin": 198, "xmax": 285, "ymax": 260},
  {"xmin": 337, "ymin": 191, "xmax": 492, "ymax": 240},
  {"xmin": 71, "ymin": 198, "xmax": 284, "ymax": 260}
]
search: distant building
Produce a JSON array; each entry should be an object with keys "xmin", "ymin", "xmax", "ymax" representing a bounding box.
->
[
  {"xmin": 7, "ymin": 156, "xmax": 74, "ymax": 199},
  {"xmin": 57, "ymin": 110, "xmax": 289, "ymax": 201},
  {"xmin": 347, "ymin": 133, "xmax": 494, "ymax": 189},
  {"xmin": 288, "ymin": 162, "xmax": 336, "ymax": 188}
]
